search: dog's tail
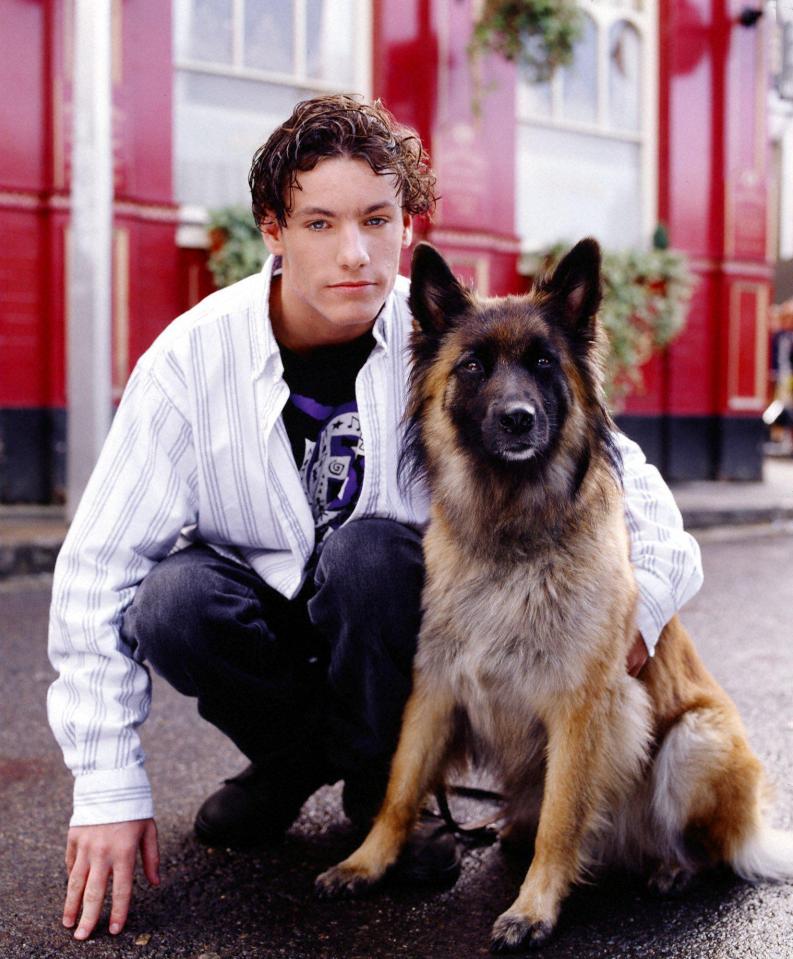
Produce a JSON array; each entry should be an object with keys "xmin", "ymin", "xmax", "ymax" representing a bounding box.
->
[
  {"xmin": 652, "ymin": 706, "xmax": 793, "ymax": 883},
  {"xmin": 730, "ymin": 825, "xmax": 793, "ymax": 882}
]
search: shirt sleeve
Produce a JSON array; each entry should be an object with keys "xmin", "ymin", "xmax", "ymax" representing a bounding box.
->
[
  {"xmin": 617, "ymin": 431, "xmax": 704, "ymax": 656},
  {"xmin": 47, "ymin": 362, "xmax": 198, "ymax": 827}
]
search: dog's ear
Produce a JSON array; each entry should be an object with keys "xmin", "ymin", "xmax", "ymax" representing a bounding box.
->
[
  {"xmin": 538, "ymin": 238, "xmax": 602, "ymax": 340},
  {"xmin": 409, "ymin": 242, "xmax": 471, "ymax": 337}
]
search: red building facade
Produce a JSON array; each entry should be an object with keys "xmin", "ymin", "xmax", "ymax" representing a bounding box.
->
[{"xmin": 0, "ymin": 0, "xmax": 772, "ymax": 502}]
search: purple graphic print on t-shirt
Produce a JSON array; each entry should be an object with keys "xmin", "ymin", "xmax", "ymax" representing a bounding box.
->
[{"xmin": 290, "ymin": 394, "xmax": 365, "ymax": 543}]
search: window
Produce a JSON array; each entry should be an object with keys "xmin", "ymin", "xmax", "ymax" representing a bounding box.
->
[
  {"xmin": 173, "ymin": 0, "xmax": 371, "ymax": 211},
  {"xmin": 515, "ymin": 0, "xmax": 657, "ymax": 253}
]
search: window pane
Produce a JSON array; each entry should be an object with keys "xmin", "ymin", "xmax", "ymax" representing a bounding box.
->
[
  {"xmin": 306, "ymin": 0, "xmax": 357, "ymax": 86},
  {"xmin": 516, "ymin": 124, "xmax": 643, "ymax": 251},
  {"xmin": 560, "ymin": 14, "xmax": 598, "ymax": 124},
  {"xmin": 516, "ymin": 63, "xmax": 552, "ymax": 119},
  {"xmin": 609, "ymin": 20, "xmax": 641, "ymax": 132},
  {"xmin": 175, "ymin": 0, "xmax": 234, "ymax": 64},
  {"xmin": 174, "ymin": 72, "xmax": 309, "ymax": 207},
  {"xmin": 244, "ymin": 0, "xmax": 294, "ymax": 74}
]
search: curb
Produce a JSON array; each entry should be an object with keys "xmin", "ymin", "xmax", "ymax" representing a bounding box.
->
[
  {"xmin": 680, "ymin": 506, "xmax": 793, "ymax": 531},
  {"xmin": 2, "ymin": 507, "xmax": 793, "ymax": 580},
  {"xmin": 0, "ymin": 540, "xmax": 63, "ymax": 579}
]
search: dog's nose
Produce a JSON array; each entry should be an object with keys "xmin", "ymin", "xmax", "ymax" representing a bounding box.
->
[{"xmin": 498, "ymin": 403, "xmax": 535, "ymax": 435}]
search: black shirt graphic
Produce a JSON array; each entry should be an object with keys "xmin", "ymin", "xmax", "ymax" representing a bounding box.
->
[{"xmin": 279, "ymin": 331, "xmax": 375, "ymax": 545}]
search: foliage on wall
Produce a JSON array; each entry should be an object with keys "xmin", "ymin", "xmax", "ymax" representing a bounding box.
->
[
  {"xmin": 540, "ymin": 242, "xmax": 697, "ymax": 406},
  {"xmin": 469, "ymin": 0, "xmax": 583, "ymax": 81},
  {"xmin": 207, "ymin": 206, "xmax": 265, "ymax": 290}
]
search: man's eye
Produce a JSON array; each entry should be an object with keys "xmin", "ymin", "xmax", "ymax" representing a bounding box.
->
[
  {"xmin": 307, "ymin": 220, "xmax": 328, "ymax": 231},
  {"xmin": 366, "ymin": 216, "xmax": 388, "ymax": 226}
]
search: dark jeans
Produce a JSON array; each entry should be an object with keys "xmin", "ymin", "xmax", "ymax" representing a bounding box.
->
[{"xmin": 122, "ymin": 518, "xmax": 424, "ymax": 783}]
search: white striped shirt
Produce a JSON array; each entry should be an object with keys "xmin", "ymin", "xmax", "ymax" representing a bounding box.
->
[{"xmin": 47, "ymin": 256, "xmax": 703, "ymax": 827}]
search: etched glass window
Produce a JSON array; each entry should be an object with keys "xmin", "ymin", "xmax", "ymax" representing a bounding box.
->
[
  {"xmin": 173, "ymin": 0, "xmax": 369, "ymax": 209},
  {"xmin": 244, "ymin": 0, "xmax": 295, "ymax": 74},
  {"xmin": 561, "ymin": 14, "xmax": 598, "ymax": 124},
  {"xmin": 515, "ymin": 0, "xmax": 656, "ymax": 252},
  {"xmin": 609, "ymin": 19, "xmax": 641, "ymax": 132}
]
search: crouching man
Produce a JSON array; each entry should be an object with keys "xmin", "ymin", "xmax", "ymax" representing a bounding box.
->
[{"xmin": 48, "ymin": 94, "xmax": 703, "ymax": 940}]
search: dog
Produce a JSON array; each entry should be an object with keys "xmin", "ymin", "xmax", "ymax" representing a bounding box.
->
[{"xmin": 315, "ymin": 239, "xmax": 793, "ymax": 951}]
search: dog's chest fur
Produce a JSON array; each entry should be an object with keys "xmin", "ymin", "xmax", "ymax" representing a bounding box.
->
[{"xmin": 416, "ymin": 496, "xmax": 635, "ymax": 753}]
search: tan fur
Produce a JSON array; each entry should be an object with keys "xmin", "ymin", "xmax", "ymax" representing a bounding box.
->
[{"xmin": 315, "ymin": 249, "xmax": 792, "ymax": 950}]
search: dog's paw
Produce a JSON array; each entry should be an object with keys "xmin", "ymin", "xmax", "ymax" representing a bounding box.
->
[
  {"xmin": 647, "ymin": 862, "xmax": 694, "ymax": 898},
  {"xmin": 490, "ymin": 912, "xmax": 554, "ymax": 953},
  {"xmin": 315, "ymin": 863, "xmax": 379, "ymax": 900}
]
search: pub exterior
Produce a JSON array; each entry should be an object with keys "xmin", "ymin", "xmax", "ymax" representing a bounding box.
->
[{"xmin": 0, "ymin": 0, "xmax": 774, "ymax": 502}]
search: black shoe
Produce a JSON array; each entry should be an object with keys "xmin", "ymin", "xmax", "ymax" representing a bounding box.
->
[
  {"xmin": 342, "ymin": 770, "xmax": 461, "ymax": 887},
  {"xmin": 194, "ymin": 761, "xmax": 331, "ymax": 849},
  {"xmin": 391, "ymin": 809, "xmax": 462, "ymax": 887}
]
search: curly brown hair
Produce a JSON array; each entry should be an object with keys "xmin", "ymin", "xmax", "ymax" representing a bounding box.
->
[{"xmin": 249, "ymin": 94, "xmax": 437, "ymax": 228}]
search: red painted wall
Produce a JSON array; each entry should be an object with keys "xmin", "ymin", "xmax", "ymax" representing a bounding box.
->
[
  {"xmin": 0, "ymin": 0, "xmax": 179, "ymax": 413},
  {"xmin": 374, "ymin": 0, "xmax": 521, "ymax": 296},
  {"xmin": 632, "ymin": 0, "xmax": 771, "ymax": 427},
  {"xmin": 0, "ymin": 1, "xmax": 49, "ymax": 408}
]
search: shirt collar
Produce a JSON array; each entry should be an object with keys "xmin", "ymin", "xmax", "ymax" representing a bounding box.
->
[{"xmin": 254, "ymin": 254, "xmax": 394, "ymax": 378}]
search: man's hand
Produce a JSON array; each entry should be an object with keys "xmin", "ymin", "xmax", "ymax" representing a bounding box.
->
[
  {"xmin": 626, "ymin": 632, "xmax": 649, "ymax": 677},
  {"xmin": 63, "ymin": 818, "xmax": 160, "ymax": 940}
]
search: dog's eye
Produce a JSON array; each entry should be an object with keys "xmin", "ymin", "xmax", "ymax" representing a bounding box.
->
[
  {"xmin": 535, "ymin": 355, "xmax": 552, "ymax": 369},
  {"xmin": 460, "ymin": 358, "xmax": 484, "ymax": 375}
]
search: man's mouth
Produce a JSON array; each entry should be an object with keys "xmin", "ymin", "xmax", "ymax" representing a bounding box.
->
[{"xmin": 328, "ymin": 281, "xmax": 376, "ymax": 289}]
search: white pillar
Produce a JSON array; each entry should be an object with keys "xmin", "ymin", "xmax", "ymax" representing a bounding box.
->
[{"xmin": 67, "ymin": 1, "xmax": 114, "ymax": 519}]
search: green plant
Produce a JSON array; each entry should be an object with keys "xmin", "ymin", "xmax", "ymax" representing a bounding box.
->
[
  {"xmin": 207, "ymin": 205, "xmax": 266, "ymax": 288},
  {"xmin": 469, "ymin": 0, "xmax": 583, "ymax": 82},
  {"xmin": 540, "ymin": 243, "xmax": 696, "ymax": 406}
]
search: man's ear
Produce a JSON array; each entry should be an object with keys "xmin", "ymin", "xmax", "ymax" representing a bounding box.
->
[
  {"xmin": 409, "ymin": 242, "xmax": 471, "ymax": 337},
  {"xmin": 260, "ymin": 217, "xmax": 284, "ymax": 256},
  {"xmin": 537, "ymin": 238, "xmax": 602, "ymax": 339},
  {"xmin": 402, "ymin": 212, "xmax": 413, "ymax": 249}
]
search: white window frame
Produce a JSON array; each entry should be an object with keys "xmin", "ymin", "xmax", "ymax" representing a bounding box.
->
[
  {"xmin": 515, "ymin": 0, "xmax": 658, "ymax": 251},
  {"xmin": 174, "ymin": 0, "xmax": 372, "ymax": 96},
  {"xmin": 173, "ymin": 0, "xmax": 373, "ymax": 233}
]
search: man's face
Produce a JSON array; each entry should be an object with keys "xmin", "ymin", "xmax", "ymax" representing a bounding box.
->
[{"xmin": 261, "ymin": 156, "xmax": 412, "ymax": 350}]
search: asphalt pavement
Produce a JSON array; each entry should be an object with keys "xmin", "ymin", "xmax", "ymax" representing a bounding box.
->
[{"xmin": 1, "ymin": 516, "xmax": 792, "ymax": 958}]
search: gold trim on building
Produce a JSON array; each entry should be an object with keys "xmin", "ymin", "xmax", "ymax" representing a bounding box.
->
[
  {"xmin": 443, "ymin": 252, "xmax": 491, "ymax": 296},
  {"xmin": 113, "ymin": 227, "xmax": 130, "ymax": 400},
  {"xmin": 112, "ymin": 0, "xmax": 123, "ymax": 86},
  {"xmin": 727, "ymin": 280, "xmax": 768, "ymax": 411}
]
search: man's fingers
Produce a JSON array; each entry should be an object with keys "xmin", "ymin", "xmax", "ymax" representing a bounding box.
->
[
  {"xmin": 62, "ymin": 854, "xmax": 89, "ymax": 928},
  {"xmin": 60, "ymin": 820, "xmax": 159, "ymax": 937},
  {"xmin": 141, "ymin": 820, "xmax": 161, "ymax": 886},
  {"xmin": 626, "ymin": 632, "xmax": 649, "ymax": 677},
  {"xmin": 74, "ymin": 864, "xmax": 111, "ymax": 941},
  {"xmin": 108, "ymin": 860, "xmax": 134, "ymax": 935},
  {"xmin": 65, "ymin": 834, "xmax": 78, "ymax": 874}
]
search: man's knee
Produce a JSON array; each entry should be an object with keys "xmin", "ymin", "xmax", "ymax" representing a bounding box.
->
[
  {"xmin": 314, "ymin": 518, "xmax": 424, "ymax": 603},
  {"xmin": 127, "ymin": 547, "xmax": 211, "ymax": 639},
  {"xmin": 122, "ymin": 545, "xmax": 257, "ymax": 686}
]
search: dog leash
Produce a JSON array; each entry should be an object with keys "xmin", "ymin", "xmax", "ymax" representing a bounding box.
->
[{"xmin": 433, "ymin": 784, "xmax": 504, "ymax": 847}]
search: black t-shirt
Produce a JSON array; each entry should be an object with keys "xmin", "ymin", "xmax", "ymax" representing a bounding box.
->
[{"xmin": 279, "ymin": 331, "xmax": 375, "ymax": 546}]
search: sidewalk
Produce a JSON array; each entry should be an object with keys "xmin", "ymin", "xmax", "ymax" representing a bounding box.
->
[{"xmin": 1, "ymin": 458, "xmax": 792, "ymax": 579}]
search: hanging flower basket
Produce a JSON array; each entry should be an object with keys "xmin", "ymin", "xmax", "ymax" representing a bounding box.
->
[{"xmin": 469, "ymin": 0, "xmax": 583, "ymax": 82}]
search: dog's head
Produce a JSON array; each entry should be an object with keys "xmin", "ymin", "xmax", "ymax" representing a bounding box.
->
[{"xmin": 403, "ymin": 239, "xmax": 618, "ymax": 490}]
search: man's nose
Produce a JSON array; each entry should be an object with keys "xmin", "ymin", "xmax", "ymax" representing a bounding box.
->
[{"xmin": 336, "ymin": 225, "xmax": 370, "ymax": 269}]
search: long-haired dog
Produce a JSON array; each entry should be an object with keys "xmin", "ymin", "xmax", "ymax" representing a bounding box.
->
[{"xmin": 315, "ymin": 239, "xmax": 793, "ymax": 951}]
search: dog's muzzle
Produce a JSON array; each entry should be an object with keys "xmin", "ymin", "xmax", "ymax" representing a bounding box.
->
[{"xmin": 485, "ymin": 399, "xmax": 546, "ymax": 461}]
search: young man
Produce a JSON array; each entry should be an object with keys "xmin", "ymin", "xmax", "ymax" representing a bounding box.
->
[{"xmin": 48, "ymin": 95, "xmax": 703, "ymax": 941}]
